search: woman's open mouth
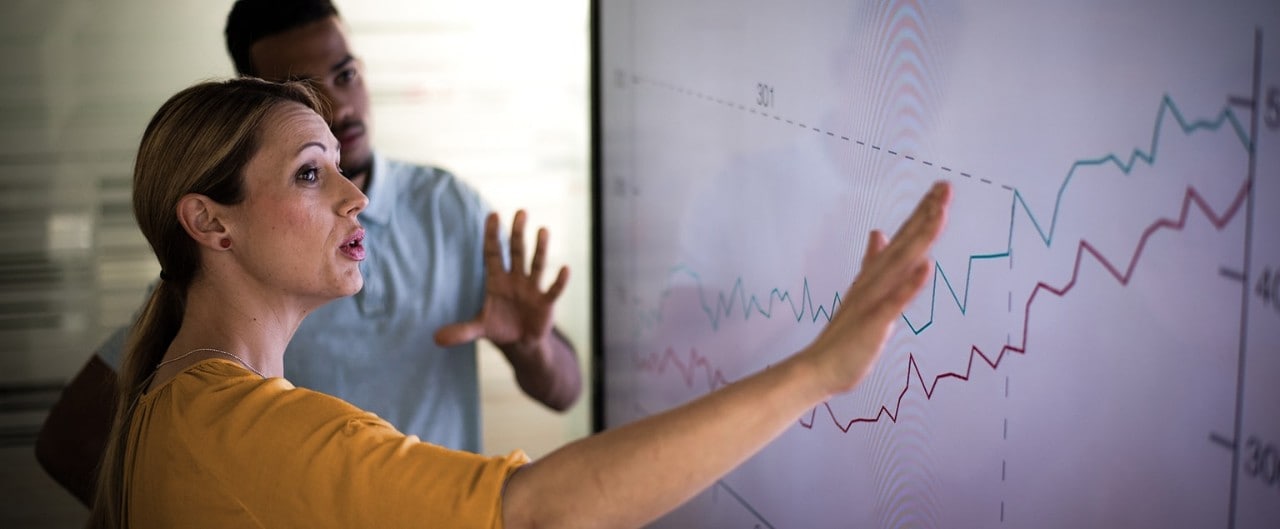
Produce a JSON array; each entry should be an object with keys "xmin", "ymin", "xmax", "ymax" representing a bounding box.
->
[{"xmin": 339, "ymin": 229, "xmax": 366, "ymax": 261}]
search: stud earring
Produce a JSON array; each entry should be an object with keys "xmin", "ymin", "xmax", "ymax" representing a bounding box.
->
[{"xmin": 220, "ymin": 238, "xmax": 231, "ymax": 249}]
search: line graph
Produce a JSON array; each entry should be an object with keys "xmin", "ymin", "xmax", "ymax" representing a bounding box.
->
[
  {"xmin": 639, "ymin": 179, "xmax": 1251, "ymax": 432},
  {"xmin": 636, "ymin": 346, "xmax": 731, "ymax": 392},
  {"xmin": 812, "ymin": 181, "xmax": 1248, "ymax": 431},
  {"xmin": 630, "ymin": 95, "xmax": 1252, "ymax": 337},
  {"xmin": 600, "ymin": 2, "xmax": 1278, "ymax": 526}
]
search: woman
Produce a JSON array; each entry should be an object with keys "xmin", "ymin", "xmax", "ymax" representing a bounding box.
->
[{"xmin": 95, "ymin": 77, "xmax": 951, "ymax": 528}]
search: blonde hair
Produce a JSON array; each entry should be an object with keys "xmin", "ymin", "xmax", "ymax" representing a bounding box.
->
[{"xmin": 91, "ymin": 78, "xmax": 322, "ymax": 528}]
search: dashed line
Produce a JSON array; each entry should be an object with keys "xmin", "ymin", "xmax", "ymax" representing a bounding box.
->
[{"xmin": 632, "ymin": 74, "xmax": 1012, "ymax": 191}]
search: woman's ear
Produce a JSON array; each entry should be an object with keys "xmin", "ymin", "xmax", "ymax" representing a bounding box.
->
[{"xmin": 175, "ymin": 194, "xmax": 230, "ymax": 250}]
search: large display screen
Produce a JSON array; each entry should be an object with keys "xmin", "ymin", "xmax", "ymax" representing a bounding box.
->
[{"xmin": 592, "ymin": 1, "xmax": 1280, "ymax": 527}]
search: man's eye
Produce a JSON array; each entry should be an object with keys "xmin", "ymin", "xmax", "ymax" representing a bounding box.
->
[{"xmin": 336, "ymin": 68, "xmax": 357, "ymax": 85}]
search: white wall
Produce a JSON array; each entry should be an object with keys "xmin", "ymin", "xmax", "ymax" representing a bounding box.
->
[{"xmin": 0, "ymin": 0, "xmax": 590, "ymax": 522}]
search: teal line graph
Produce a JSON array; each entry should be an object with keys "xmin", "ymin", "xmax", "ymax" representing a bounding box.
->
[
  {"xmin": 1007, "ymin": 94, "xmax": 1251, "ymax": 249},
  {"xmin": 634, "ymin": 265, "xmax": 843, "ymax": 332},
  {"xmin": 631, "ymin": 94, "xmax": 1252, "ymax": 335}
]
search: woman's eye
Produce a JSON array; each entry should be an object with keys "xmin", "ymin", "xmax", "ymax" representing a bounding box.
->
[{"xmin": 298, "ymin": 167, "xmax": 319, "ymax": 183}]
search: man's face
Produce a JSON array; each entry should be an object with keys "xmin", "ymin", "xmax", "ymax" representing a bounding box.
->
[{"xmin": 249, "ymin": 16, "xmax": 373, "ymax": 179}]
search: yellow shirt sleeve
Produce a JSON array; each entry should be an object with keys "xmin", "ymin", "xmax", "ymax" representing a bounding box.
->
[{"xmin": 125, "ymin": 359, "xmax": 529, "ymax": 528}]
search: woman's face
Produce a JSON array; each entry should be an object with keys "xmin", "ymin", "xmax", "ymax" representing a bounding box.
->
[{"xmin": 224, "ymin": 102, "xmax": 368, "ymax": 306}]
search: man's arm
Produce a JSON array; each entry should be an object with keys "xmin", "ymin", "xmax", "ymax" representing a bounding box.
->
[
  {"xmin": 34, "ymin": 355, "xmax": 119, "ymax": 507},
  {"xmin": 496, "ymin": 325, "xmax": 581, "ymax": 411},
  {"xmin": 436, "ymin": 210, "xmax": 584, "ymax": 412}
]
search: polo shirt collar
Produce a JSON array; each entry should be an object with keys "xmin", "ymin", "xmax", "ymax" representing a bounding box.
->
[{"xmin": 360, "ymin": 151, "xmax": 393, "ymax": 226}]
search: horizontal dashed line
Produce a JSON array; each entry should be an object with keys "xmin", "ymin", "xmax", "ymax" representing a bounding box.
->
[
  {"xmin": 922, "ymin": 161, "xmax": 933, "ymax": 166},
  {"xmin": 980, "ymin": 178, "xmax": 994, "ymax": 184},
  {"xmin": 904, "ymin": 155, "xmax": 916, "ymax": 160},
  {"xmin": 1001, "ymin": 184, "xmax": 1014, "ymax": 191}
]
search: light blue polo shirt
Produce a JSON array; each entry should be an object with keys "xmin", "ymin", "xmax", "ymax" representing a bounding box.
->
[{"xmin": 98, "ymin": 153, "xmax": 490, "ymax": 452}]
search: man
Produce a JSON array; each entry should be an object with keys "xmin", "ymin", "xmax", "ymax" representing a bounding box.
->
[{"xmin": 36, "ymin": 0, "xmax": 581, "ymax": 507}]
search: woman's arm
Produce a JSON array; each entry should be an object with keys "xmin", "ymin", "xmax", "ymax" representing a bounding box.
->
[{"xmin": 501, "ymin": 181, "xmax": 951, "ymax": 529}]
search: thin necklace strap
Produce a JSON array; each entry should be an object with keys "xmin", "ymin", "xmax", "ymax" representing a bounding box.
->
[{"xmin": 156, "ymin": 348, "xmax": 267, "ymax": 379}]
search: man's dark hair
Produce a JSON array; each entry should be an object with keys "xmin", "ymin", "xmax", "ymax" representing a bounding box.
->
[{"xmin": 225, "ymin": 0, "xmax": 341, "ymax": 76}]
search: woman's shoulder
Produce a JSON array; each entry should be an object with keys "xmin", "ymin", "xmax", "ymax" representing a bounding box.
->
[{"xmin": 145, "ymin": 359, "xmax": 385, "ymax": 433}]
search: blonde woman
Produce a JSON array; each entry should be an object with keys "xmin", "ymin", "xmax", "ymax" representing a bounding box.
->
[{"xmin": 96, "ymin": 77, "xmax": 951, "ymax": 528}]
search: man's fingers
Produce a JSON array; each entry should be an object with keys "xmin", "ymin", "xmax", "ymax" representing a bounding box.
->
[
  {"xmin": 530, "ymin": 227, "xmax": 550, "ymax": 283},
  {"xmin": 434, "ymin": 320, "xmax": 487, "ymax": 347},
  {"xmin": 543, "ymin": 266, "xmax": 570, "ymax": 302},
  {"xmin": 483, "ymin": 213, "xmax": 505, "ymax": 277},
  {"xmin": 509, "ymin": 210, "xmax": 528, "ymax": 275}
]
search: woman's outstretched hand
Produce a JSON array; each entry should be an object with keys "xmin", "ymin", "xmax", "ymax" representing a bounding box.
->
[
  {"xmin": 799, "ymin": 181, "xmax": 951, "ymax": 398},
  {"xmin": 499, "ymin": 182, "xmax": 952, "ymax": 529}
]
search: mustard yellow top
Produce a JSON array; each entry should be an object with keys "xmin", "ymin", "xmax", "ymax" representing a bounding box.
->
[{"xmin": 122, "ymin": 359, "xmax": 528, "ymax": 528}]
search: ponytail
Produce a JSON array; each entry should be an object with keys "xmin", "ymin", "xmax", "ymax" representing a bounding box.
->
[{"xmin": 90, "ymin": 278, "xmax": 185, "ymax": 528}]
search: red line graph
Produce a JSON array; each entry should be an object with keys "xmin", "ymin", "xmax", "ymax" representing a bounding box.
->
[
  {"xmin": 636, "ymin": 347, "xmax": 732, "ymax": 392},
  {"xmin": 638, "ymin": 180, "xmax": 1251, "ymax": 432}
]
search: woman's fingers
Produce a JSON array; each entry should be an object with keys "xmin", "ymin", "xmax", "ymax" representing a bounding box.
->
[
  {"xmin": 848, "ymin": 182, "xmax": 951, "ymax": 310},
  {"xmin": 878, "ymin": 182, "xmax": 950, "ymax": 268},
  {"xmin": 861, "ymin": 229, "xmax": 887, "ymax": 270}
]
